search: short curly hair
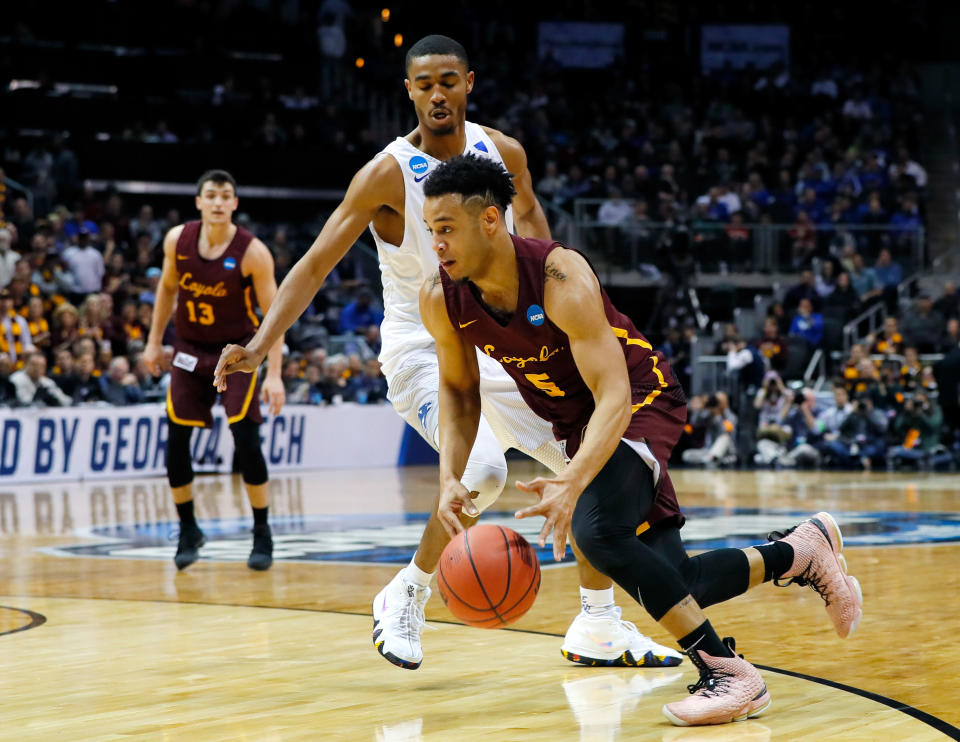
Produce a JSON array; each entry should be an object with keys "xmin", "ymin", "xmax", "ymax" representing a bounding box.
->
[
  {"xmin": 404, "ymin": 35, "xmax": 468, "ymax": 74},
  {"xmin": 422, "ymin": 153, "xmax": 516, "ymax": 213}
]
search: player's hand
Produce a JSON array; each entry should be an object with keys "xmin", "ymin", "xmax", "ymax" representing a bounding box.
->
[
  {"xmin": 213, "ymin": 344, "xmax": 263, "ymax": 392},
  {"xmin": 261, "ymin": 375, "xmax": 286, "ymax": 416},
  {"xmin": 514, "ymin": 477, "xmax": 579, "ymax": 562},
  {"xmin": 142, "ymin": 342, "xmax": 164, "ymax": 376},
  {"xmin": 437, "ymin": 478, "xmax": 479, "ymax": 539}
]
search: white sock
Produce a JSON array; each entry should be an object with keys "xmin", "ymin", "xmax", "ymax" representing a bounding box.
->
[
  {"xmin": 580, "ymin": 586, "xmax": 616, "ymax": 615},
  {"xmin": 403, "ymin": 557, "xmax": 434, "ymax": 588}
]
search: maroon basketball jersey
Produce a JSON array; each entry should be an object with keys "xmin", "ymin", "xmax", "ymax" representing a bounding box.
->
[
  {"xmin": 174, "ymin": 220, "xmax": 259, "ymax": 347},
  {"xmin": 440, "ymin": 235, "xmax": 687, "ymax": 457}
]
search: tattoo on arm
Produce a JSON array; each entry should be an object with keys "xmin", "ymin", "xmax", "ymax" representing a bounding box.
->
[{"xmin": 545, "ymin": 262, "xmax": 566, "ymax": 282}]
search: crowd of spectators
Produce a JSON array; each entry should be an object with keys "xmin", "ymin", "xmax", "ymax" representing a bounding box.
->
[{"xmin": 0, "ymin": 177, "xmax": 388, "ymax": 410}]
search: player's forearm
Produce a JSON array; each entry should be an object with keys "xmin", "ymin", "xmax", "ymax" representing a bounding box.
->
[
  {"xmin": 147, "ymin": 285, "xmax": 176, "ymax": 346},
  {"xmin": 561, "ymin": 393, "xmax": 632, "ymax": 492},
  {"xmin": 265, "ymin": 338, "xmax": 284, "ymax": 379},
  {"xmin": 246, "ymin": 253, "xmax": 325, "ymax": 360},
  {"xmin": 437, "ymin": 383, "xmax": 482, "ymax": 487},
  {"xmin": 514, "ymin": 199, "xmax": 551, "ymax": 241}
]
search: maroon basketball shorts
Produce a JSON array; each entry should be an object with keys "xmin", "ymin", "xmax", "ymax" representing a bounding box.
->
[{"xmin": 166, "ymin": 342, "xmax": 262, "ymax": 428}]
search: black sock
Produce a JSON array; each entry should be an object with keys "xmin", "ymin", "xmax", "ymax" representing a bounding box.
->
[
  {"xmin": 176, "ymin": 500, "xmax": 197, "ymax": 530},
  {"xmin": 678, "ymin": 620, "xmax": 732, "ymax": 659},
  {"xmin": 753, "ymin": 541, "xmax": 794, "ymax": 582},
  {"xmin": 252, "ymin": 506, "xmax": 268, "ymax": 527}
]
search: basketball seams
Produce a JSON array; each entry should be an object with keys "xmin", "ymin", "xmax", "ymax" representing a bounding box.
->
[
  {"xmin": 463, "ymin": 527, "xmax": 509, "ymax": 625},
  {"xmin": 438, "ymin": 561, "xmax": 494, "ymax": 613},
  {"xmin": 490, "ymin": 526, "xmax": 512, "ymax": 609}
]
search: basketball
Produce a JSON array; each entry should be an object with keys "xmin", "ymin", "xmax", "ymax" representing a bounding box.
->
[{"xmin": 437, "ymin": 524, "xmax": 541, "ymax": 628}]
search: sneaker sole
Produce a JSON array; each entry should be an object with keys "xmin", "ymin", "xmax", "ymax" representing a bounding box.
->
[
  {"xmin": 661, "ymin": 696, "xmax": 772, "ymax": 726},
  {"xmin": 174, "ymin": 536, "xmax": 206, "ymax": 571},
  {"xmin": 561, "ymin": 647, "xmax": 682, "ymax": 668}
]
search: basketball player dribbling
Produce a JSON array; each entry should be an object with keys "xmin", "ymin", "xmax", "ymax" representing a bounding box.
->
[
  {"xmin": 213, "ymin": 35, "xmax": 680, "ymax": 670},
  {"xmin": 144, "ymin": 169, "xmax": 286, "ymax": 571},
  {"xmin": 420, "ymin": 153, "xmax": 863, "ymax": 726}
]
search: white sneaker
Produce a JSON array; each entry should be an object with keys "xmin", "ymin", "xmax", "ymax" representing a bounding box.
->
[
  {"xmin": 562, "ymin": 607, "xmax": 683, "ymax": 667},
  {"xmin": 372, "ymin": 569, "xmax": 430, "ymax": 670}
]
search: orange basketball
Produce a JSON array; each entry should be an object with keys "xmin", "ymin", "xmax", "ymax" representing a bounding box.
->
[{"xmin": 437, "ymin": 524, "xmax": 541, "ymax": 628}]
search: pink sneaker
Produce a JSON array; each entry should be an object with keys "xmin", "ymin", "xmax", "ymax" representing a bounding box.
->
[
  {"xmin": 662, "ymin": 638, "xmax": 771, "ymax": 726},
  {"xmin": 774, "ymin": 512, "xmax": 863, "ymax": 638}
]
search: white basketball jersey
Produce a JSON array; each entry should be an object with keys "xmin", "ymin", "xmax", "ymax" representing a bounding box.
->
[{"xmin": 370, "ymin": 121, "xmax": 514, "ymax": 379}]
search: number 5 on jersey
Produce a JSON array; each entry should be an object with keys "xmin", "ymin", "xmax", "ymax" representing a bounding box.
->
[
  {"xmin": 525, "ymin": 372, "xmax": 565, "ymax": 397},
  {"xmin": 185, "ymin": 300, "xmax": 215, "ymax": 325}
]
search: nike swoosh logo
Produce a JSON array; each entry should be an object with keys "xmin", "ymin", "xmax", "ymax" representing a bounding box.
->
[
  {"xmin": 414, "ymin": 175, "xmax": 428, "ymax": 183},
  {"xmin": 459, "ymin": 320, "xmax": 478, "ymax": 328},
  {"xmin": 586, "ymin": 634, "xmax": 615, "ymax": 649}
]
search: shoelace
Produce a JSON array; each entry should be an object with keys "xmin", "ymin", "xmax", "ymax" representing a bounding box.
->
[
  {"xmin": 767, "ymin": 525, "xmax": 831, "ymax": 601},
  {"xmin": 686, "ymin": 666, "xmax": 736, "ymax": 697},
  {"xmin": 392, "ymin": 589, "xmax": 435, "ymax": 641}
]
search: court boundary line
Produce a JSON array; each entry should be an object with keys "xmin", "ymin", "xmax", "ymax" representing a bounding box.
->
[
  {"xmin": 0, "ymin": 606, "xmax": 47, "ymax": 637},
  {"xmin": 4, "ymin": 593, "xmax": 958, "ymax": 738}
]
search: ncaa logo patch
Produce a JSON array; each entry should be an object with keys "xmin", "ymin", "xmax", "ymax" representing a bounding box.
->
[
  {"xmin": 409, "ymin": 155, "xmax": 429, "ymax": 182},
  {"xmin": 526, "ymin": 304, "xmax": 545, "ymax": 326},
  {"xmin": 223, "ymin": 257, "xmax": 237, "ymax": 270}
]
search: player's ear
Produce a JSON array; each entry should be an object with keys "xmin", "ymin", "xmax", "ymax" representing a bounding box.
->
[
  {"xmin": 482, "ymin": 205, "xmax": 499, "ymax": 233},
  {"xmin": 404, "ymin": 78, "xmax": 412, "ymax": 100},
  {"xmin": 465, "ymin": 70, "xmax": 474, "ymax": 94},
  {"xmin": 195, "ymin": 195, "xmax": 202, "ymax": 211}
]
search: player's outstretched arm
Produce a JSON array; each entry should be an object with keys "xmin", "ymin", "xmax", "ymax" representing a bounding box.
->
[
  {"xmin": 515, "ymin": 249, "xmax": 632, "ymax": 560},
  {"xmin": 214, "ymin": 157, "xmax": 401, "ymax": 390},
  {"xmin": 486, "ymin": 128, "xmax": 551, "ymax": 240},
  {"xmin": 143, "ymin": 226, "xmax": 183, "ymax": 375},
  {"xmin": 420, "ymin": 272, "xmax": 482, "ymax": 538}
]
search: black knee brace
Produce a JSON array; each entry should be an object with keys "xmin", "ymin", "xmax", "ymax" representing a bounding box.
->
[
  {"xmin": 166, "ymin": 422, "xmax": 195, "ymax": 488},
  {"xmin": 571, "ymin": 443, "xmax": 691, "ymax": 621},
  {"xmin": 230, "ymin": 418, "xmax": 268, "ymax": 486}
]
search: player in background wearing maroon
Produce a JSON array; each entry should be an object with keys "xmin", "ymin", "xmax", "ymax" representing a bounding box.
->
[
  {"xmin": 421, "ymin": 154, "xmax": 863, "ymax": 727},
  {"xmin": 144, "ymin": 170, "xmax": 285, "ymax": 571}
]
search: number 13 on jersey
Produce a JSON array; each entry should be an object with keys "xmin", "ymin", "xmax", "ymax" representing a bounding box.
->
[{"xmin": 185, "ymin": 300, "xmax": 215, "ymax": 325}]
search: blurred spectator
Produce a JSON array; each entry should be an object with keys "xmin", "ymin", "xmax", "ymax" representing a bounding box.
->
[
  {"xmin": 51, "ymin": 302, "xmax": 81, "ymax": 354},
  {"xmin": 888, "ymin": 390, "xmax": 944, "ymax": 468},
  {"xmin": 281, "ymin": 357, "xmax": 304, "ymax": 397},
  {"xmin": 900, "ymin": 295, "xmax": 944, "ymax": 353},
  {"xmin": 24, "ymin": 296, "xmax": 51, "ymax": 354},
  {"xmin": 0, "ymin": 229, "xmax": 18, "ymax": 288},
  {"xmin": 129, "ymin": 205, "xmax": 163, "ymax": 246},
  {"xmin": 51, "ymin": 348, "xmax": 79, "ymax": 397},
  {"xmin": 869, "ymin": 316, "xmax": 904, "ymax": 357},
  {"xmin": 754, "ymin": 316, "xmax": 787, "ymax": 372},
  {"xmin": 62, "ymin": 229, "xmax": 104, "ymax": 294},
  {"xmin": 354, "ymin": 358, "xmax": 388, "ymax": 404},
  {"xmin": 888, "ymin": 147, "xmax": 928, "ymax": 189},
  {"xmin": 0, "ymin": 287, "xmax": 33, "ymax": 365},
  {"xmin": 724, "ymin": 334, "xmax": 766, "ymax": 390},
  {"xmin": 826, "ymin": 392, "xmax": 888, "ymax": 469},
  {"xmin": 0, "ymin": 355, "xmax": 17, "ymax": 405},
  {"xmin": 814, "ymin": 260, "xmax": 836, "ymax": 298},
  {"xmin": 681, "ymin": 392, "xmax": 738, "ymax": 466},
  {"xmin": 338, "ymin": 288, "xmax": 383, "ymax": 334},
  {"xmin": 849, "ymin": 252, "xmax": 882, "ymax": 306},
  {"xmin": 101, "ymin": 356, "xmax": 145, "ymax": 405},
  {"xmin": 321, "ymin": 353, "xmax": 354, "ymax": 403},
  {"xmin": 899, "ymin": 346, "xmax": 923, "ymax": 392},
  {"xmin": 789, "ymin": 211, "xmax": 817, "ymax": 268},
  {"xmin": 934, "ymin": 281, "xmax": 960, "ymax": 320},
  {"xmin": 783, "ymin": 270, "xmax": 820, "ymax": 314},
  {"xmin": 10, "ymin": 351, "xmax": 71, "ymax": 407},
  {"xmin": 939, "ymin": 317, "xmax": 960, "ymax": 353},
  {"xmin": 754, "ymin": 372, "xmax": 791, "ymax": 444},
  {"xmin": 789, "ymin": 298, "xmax": 824, "ymax": 347},
  {"xmin": 822, "ymin": 271, "xmax": 861, "ymax": 322},
  {"xmin": 72, "ymin": 353, "xmax": 106, "ymax": 404},
  {"xmin": 873, "ymin": 249, "xmax": 903, "ymax": 313}
]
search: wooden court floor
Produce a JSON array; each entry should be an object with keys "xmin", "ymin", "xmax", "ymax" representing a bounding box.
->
[{"xmin": 1, "ymin": 465, "xmax": 958, "ymax": 741}]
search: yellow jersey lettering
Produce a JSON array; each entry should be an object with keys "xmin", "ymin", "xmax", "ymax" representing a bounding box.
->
[{"xmin": 179, "ymin": 272, "xmax": 229, "ymax": 299}]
